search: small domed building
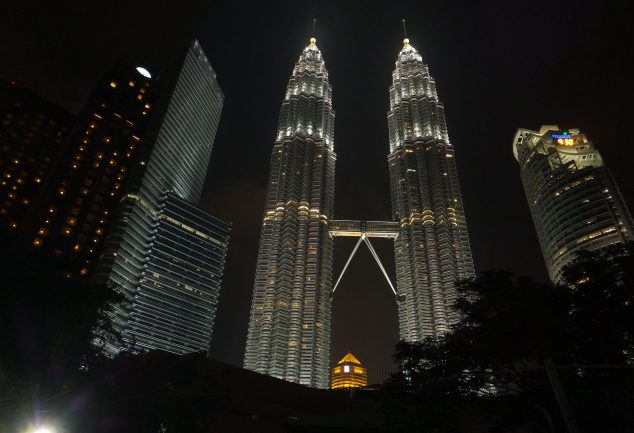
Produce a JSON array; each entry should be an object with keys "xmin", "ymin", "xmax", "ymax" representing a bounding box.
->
[{"xmin": 331, "ymin": 352, "xmax": 368, "ymax": 390}]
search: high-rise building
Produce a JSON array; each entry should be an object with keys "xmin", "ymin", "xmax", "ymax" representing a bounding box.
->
[
  {"xmin": 1, "ymin": 64, "xmax": 159, "ymax": 278},
  {"xmin": 388, "ymin": 38, "xmax": 475, "ymax": 340},
  {"xmin": 244, "ymin": 37, "xmax": 336, "ymax": 389},
  {"xmin": 95, "ymin": 39, "xmax": 229, "ymax": 356},
  {"xmin": 331, "ymin": 352, "xmax": 368, "ymax": 390},
  {"xmin": 0, "ymin": 80, "xmax": 74, "ymax": 242},
  {"xmin": 513, "ymin": 125, "xmax": 633, "ymax": 282}
]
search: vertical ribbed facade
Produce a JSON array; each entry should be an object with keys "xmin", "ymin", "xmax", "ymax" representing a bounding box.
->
[
  {"xmin": 388, "ymin": 39, "xmax": 475, "ymax": 341},
  {"xmin": 513, "ymin": 125, "xmax": 634, "ymax": 283},
  {"xmin": 96, "ymin": 40, "xmax": 226, "ymax": 356},
  {"xmin": 244, "ymin": 38, "xmax": 335, "ymax": 389}
]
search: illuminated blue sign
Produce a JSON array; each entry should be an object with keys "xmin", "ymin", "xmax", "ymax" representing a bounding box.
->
[{"xmin": 552, "ymin": 134, "xmax": 572, "ymax": 139}]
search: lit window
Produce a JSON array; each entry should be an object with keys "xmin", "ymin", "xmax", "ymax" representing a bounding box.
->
[
  {"xmin": 343, "ymin": 365, "xmax": 350, "ymax": 373},
  {"xmin": 128, "ymin": 81, "xmax": 135, "ymax": 87},
  {"xmin": 33, "ymin": 238, "xmax": 42, "ymax": 247},
  {"xmin": 109, "ymin": 81, "xmax": 117, "ymax": 88}
]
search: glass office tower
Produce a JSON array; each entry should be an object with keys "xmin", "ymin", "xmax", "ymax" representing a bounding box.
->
[
  {"xmin": 96, "ymin": 40, "xmax": 229, "ymax": 356},
  {"xmin": 244, "ymin": 37, "xmax": 336, "ymax": 389},
  {"xmin": 388, "ymin": 38, "xmax": 475, "ymax": 341},
  {"xmin": 513, "ymin": 125, "xmax": 633, "ymax": 282}
]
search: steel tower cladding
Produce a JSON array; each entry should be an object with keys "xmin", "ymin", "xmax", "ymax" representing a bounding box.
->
[
  {"xmin": 244, "ymin": 37, "xmax": 335, "ymax": 389},
  {"xmin": 388, "ymin": 39, "xmax": 475, "ymax": 341}
]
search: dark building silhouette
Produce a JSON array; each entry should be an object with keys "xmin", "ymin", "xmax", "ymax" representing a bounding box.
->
[
  {"xmin": 0, "ymin": 79, "xmax": 74, "ymax": 240},
  {"xmin": 1, "ymin": 65, "xmax": 160, "ymax": 278}
]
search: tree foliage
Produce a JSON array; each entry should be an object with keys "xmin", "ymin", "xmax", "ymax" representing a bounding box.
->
[
  {"xmin": 0, "ymin": 246, "xmax": 121, "ymax": 417},
  {"xmin": 386, "ymin": 243, "xmax": 634, "ymax": 432}
]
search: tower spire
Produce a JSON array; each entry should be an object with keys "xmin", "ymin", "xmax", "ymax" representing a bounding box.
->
[
  {"xmin": 401, "ymin": 19, "xmax": 410, "ymax": 49},
  {"xmin": 309, "ymin": 18, "xmax": 317, "ymax": 47}
]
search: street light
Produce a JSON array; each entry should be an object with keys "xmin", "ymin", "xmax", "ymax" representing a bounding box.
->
[{"xmin": 31, "ymin": 426, "xmax": 55, "ymax": 433}]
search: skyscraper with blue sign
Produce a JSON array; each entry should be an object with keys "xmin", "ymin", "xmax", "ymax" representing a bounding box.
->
[{"xmin": 513, "ymin": 125, "xmax": 633, "ymax": 282}]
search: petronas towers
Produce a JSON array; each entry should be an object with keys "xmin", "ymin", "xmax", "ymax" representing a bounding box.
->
[
  {"xmin": 388, "ymin": 39, "xmax": 475, "ymax": 340},
  {"xmin": 245, "ymin": 36, "xmax": 474, "ymax": 388},
  {"xmin": 244, "ymin": 38, "xmax": 335, "ymax": 389}
]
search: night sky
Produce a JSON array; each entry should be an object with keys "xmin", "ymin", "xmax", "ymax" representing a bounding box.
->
[{"xmin": 2, "ymin": 0, "xmax": 633, "ymax": 384}]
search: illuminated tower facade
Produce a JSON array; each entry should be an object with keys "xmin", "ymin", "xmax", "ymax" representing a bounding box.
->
[
  {"xmin": 244, "ymin": 37, "xmax": 336, "ymax": 389},
  {"xmin": 388, "ymin": 39, "xmax": 475, "ymax": 340},
  {"xmin": 513, "ymin": 125, "xmax": 633, "ymax": 282},
  {"xmin": 331, "ymin": 352, "xmax": 368, "ymax": 390}
]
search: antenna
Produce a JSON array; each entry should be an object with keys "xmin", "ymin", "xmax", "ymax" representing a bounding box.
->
[
  {"xmin": 402, "ymin": 18, "xmax": 408, "ymax": 39},
  {"xmin": 312, "ymin": 18, "xmax": 317, "ymax": 38}
]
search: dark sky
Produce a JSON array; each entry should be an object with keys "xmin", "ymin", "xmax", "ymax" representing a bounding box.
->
[{"xmin": 3, "ymin": 0, "xmax": 633, "ymax": 384}]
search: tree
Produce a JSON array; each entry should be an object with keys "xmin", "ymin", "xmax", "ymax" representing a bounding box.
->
[
  {"xmin": 0, "ymin": 245, "xmax": 122, "ymax": 421},
  {"xmin": 385, "ymin": 243, "xmax": 634, "ymax": 432}
]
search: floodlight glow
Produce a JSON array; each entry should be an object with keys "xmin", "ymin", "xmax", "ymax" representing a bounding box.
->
[
  {"xmin": 32, "ymin": 427, "xmax": 55, "ymax": 433},
  {"xmin": 136, "ymin": 66, "xmax": 152, "ymax": 79}
]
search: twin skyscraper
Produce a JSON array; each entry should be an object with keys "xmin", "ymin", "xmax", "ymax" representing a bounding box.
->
[{"xmin": 244, "ymin": 36, "xmax": 475, "ymax": 388}]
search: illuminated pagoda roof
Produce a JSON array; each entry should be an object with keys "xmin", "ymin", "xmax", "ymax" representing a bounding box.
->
[{"xmin": 336, "ymin": 352, "xmax": 362, "ymax": 366}]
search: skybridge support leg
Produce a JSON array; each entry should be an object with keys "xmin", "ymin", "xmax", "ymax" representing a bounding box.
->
[
  {"xmin": 363, "ymin": 236, "xmax": 398, "ymax": 297},
  {"xmin": 331, "ymin": 235, "xmax": 365, "ymax": 295}
]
